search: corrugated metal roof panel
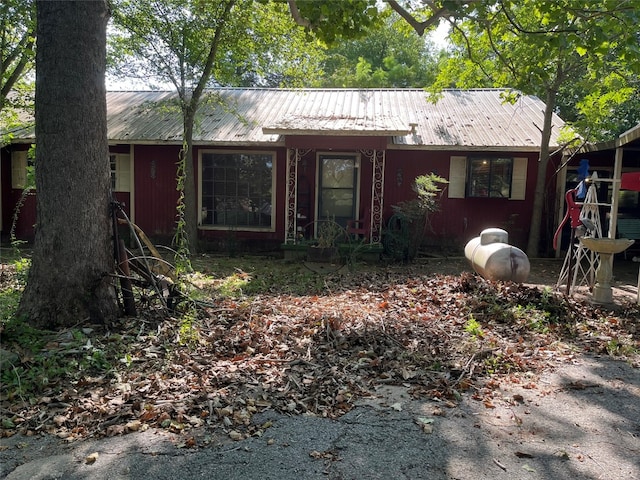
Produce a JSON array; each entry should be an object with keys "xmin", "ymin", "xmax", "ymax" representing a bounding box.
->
[{"xmin": 6, "ymin": 88, "xmax": 565, "ymax": 149}]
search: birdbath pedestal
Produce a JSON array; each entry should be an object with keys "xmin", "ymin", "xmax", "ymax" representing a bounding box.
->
[{"xmin": 580, "ymin": 237, "xmax": 635, "ymax": 304}]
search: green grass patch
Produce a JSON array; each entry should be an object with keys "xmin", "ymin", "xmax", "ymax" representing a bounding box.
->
[
  {"xmin": 1, "ymin": 256, "xmax": 30, "ymax": 327},
  {"xmin": 1, "ymin": 321, "xmax": 127, "ymax": 401},
  {"xmin": 190, "ymin": 254, "xmax": 331, "ymax": 298},
  {"xmin": 464, "ymin": 315, "xmax": 484, "ymax": 338}
]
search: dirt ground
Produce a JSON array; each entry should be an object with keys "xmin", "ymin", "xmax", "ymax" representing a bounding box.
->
[
  {"xmin": 417, "ymin": 255, "xmax": 640, "ymax": 304},
  {"xmin": 1, "ymin": 256, "xmax": 639, "ymax": 479},
  {"xmin": 2, "ymin": 349, "xmax": 639, "ymax": 480}
]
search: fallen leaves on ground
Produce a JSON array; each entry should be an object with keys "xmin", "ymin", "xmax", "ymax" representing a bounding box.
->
[{"xmin": 1, "ymin": 267, "xmax": 639, "ymax": 444}]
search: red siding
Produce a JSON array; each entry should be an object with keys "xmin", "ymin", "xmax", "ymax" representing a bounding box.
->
[
  {"xmin": 1, "ymin": 148, "xmax": 13, "ymax": 237},
  {"xmin": 1, "ymin": 140, "xmax": 566, "ymax": 254},
  {"xmin": 133, "ymin": 145, "xmax": 181, "ymax": 241},
  {"xmin": 384, "ymin": 150, "xmax": 539, "ymax": 250},
  {"xmin": 1, "ymin": 147, "xmax": 36, "ymax": 241}
]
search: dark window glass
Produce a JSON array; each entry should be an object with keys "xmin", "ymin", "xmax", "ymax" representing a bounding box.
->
[
  {"xmin": 201, "ymin": 152, "xmax": 274, "ymax": 227},
  {"xmin": 467, "ymin": 157, "xmax": 513, "ymax": 198}
]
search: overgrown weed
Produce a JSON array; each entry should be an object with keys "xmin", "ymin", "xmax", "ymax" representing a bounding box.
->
[{"xmin": 1, "ymin": 322, "xmax": 124, "ymax": 401}]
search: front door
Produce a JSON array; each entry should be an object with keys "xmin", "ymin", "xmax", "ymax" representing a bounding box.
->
[{"xmin": 317, "ymin": 154, "xmax": 358, "ymax": 228}]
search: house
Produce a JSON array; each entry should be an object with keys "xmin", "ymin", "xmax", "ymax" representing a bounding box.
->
[{"xmin": 1, "ymin": 88, "xmax": 568, "ymax": 254}]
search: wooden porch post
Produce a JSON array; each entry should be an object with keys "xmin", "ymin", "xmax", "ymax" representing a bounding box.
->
[{"xmin": 607, "ymin": 146, "xmax": 623, "ymax": 239}]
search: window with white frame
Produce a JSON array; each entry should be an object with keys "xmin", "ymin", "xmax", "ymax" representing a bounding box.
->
[
  {"xmin": 11, "ymin": 150, "xmax": 28, "ymax": 189},
  {"xmin": 200, "ymin": 151, "xmax": 275, "ymax": 228},
  {"xmin": 110, "ymin": 153, "xmax": 131, "ymax": 192},
  {"xmin": 448, "ymin": 155, "xmax": 527, "ymax": 200}
]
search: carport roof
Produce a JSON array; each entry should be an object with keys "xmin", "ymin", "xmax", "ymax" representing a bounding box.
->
[{"xmin": 588, "ymin": 123, "xmax": 640, "ymax": 151}]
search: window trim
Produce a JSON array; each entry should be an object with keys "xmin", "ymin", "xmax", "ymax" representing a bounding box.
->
[
  {"xmin": 11, "ymin": 150, "xmax": 28, "ymax": 189},
  {"xmin": 448, "ymin": 155, "xmax": 527, "ymax": 200},
  {"xmin": 198, "ymin": 149, "xmax": 277, "ymax": 232},
  {"xmin": 110, "ymin": 153, "xmax": 131, "ymax": 192}
]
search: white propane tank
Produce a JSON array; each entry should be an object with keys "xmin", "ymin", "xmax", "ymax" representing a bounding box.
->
[{"xmin": 464, "ymin": 228, "xmax": 530, "ymax": 283}]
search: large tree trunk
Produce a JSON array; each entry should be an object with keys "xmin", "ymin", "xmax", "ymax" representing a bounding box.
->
[
  {"xmin": 18, "ymin": 0, "xmax": 117, "ymax": 329},
  {"xmin": 526, "ymin": 86, "xmax": 558, "ymax": 258}
]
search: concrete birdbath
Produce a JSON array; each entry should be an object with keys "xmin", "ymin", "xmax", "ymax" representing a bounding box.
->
[{"xmin": 580, "ymin": 237, "xmax": 635, "ymax": 304}]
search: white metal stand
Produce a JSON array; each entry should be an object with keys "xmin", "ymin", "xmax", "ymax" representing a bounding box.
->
[{"xmin": 556, "ymin": 182, "xmax": 603, "ymax": 295}]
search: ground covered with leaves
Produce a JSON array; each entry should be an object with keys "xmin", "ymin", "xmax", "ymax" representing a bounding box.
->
[{"xmin": 1, "ymin": 256, "xmax": 639, "ymax": 446}]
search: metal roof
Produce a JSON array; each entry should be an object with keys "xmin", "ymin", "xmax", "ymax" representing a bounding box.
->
[{"xmin": 7, "ymin": 88, "xmax": 565, "ymax": 150}]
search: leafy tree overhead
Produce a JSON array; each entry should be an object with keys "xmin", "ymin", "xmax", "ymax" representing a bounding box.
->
[
  {"xmin": 551, "ymin": 60, "xmax": 639, "ymax": 142},
  {"xmin": 220, "ymin": 1, "xmax": 326, "ymax": 87},
  {"xmin": 0, "ymin": 0, "xmax": 36, "ymax": 144},
  {"xmin": 571, "ymin": 72, "xmax": 640, "ymax": 142},
  {"xmin": 285, "ymin": 0, "xmax": 381, "ymax": 43},
  {"xmin": 0, "ymin": 0, "xmax": 35, "ymax": 109},
  {"xmin": 318, "ymin": 11, "xmax": 441, "ymax": 88}
]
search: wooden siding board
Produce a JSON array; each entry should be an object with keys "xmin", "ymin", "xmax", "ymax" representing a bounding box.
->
[{"xmin": 133, "ymin": 145, "xmax": 180, "ymax": 239}]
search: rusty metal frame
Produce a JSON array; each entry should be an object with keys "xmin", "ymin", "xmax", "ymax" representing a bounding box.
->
[
  {"xmin": 359, "ymin": 149, "xmax": 385, "ymax": 244},
  {"xmin": 284, "ymin": 148, "xmax": 311, "ymax": 244}
]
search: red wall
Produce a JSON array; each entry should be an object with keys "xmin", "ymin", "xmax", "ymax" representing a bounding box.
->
[
  {"xmin": 132, "ymin": 145, "xmax": 180, "ymax": 241},
  {"xmin": 1, "ymin": 145, "xmax": 135, "ymax": 242},
  {"xmin": 384, "ymin": 150, "xmax": 539, "ymax": 250},
  {"xmin": 1, "ymin": 141, "xmax": 557, "ymax": 254},
  {"xmin": 1, "ymin": 146, "xmax": 36, "ymax": 241}
]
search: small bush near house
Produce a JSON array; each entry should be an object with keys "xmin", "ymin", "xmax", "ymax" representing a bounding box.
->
[{"xmin": 386, "ymin": 173, "xmax": 448, "ymax": 261}]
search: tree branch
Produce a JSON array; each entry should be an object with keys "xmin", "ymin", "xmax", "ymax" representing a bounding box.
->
[
  {"xmin": 0, "ymin": 29, "xmax": 35, "ymax": 104},
  {"xmin": 450, "ymin": 22, "xmax": 494, "ymax": 84},
  {"xmin": 192, "ymin": 0, "xmax": 236, "ymax": 107},
  {"xmin": 287, "ymin": 0, "xmax": 312, "ymax": 29},
  {"xmin": 484, "ymin": 18, "xmax": 518, "ymax": 80},
  {"xmin": 386, "ymin": 0, "xmax": 448, "ymax": 36},
  {"xmin": 497, "ymin": 0, "xmax": 578, "ymax": 35}
]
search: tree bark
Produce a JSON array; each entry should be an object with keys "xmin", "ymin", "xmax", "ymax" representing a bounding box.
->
[
  {"xmin": 526, "ymin": 85, "xmax": 558, "ymax": 258},
  {"xmin": 18, "ymin": 0, "xmax": 117, "ymax": 329}
]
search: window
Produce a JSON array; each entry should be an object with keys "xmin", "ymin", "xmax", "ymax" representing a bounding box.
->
[
  {"xmin": 11, "ymin": 150, "xmax": 28, "ymax": 189},
  {"xmin": 200, "ymin": 151, "xmax": 275, "ymax": 229},
  {"xmin": 110, "ymin": 153, "xmax": 131, "ymax": 192},
  {"xmin": 318, "ymin": 154, "xmax": 358, "ymax": 226},
  {"xmin": 448, "ymin": 155, "xmax": 527, "ymax": 200},
  {"xmin": 468, "ymin": 156, "xmax": 512, "ymax": 198}
]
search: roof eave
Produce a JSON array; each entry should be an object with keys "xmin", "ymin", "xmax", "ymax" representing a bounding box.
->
[
  {"xmin": 262, "ymin": 128, "xmax": 410, "ymax": 137},
  {"xmin": 387, "ymin": 144, "xmax": 546, "ymax": 152},
  {"xmin": 577, "ymin": 123, "xmax": 640, "ymax": 153}
]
